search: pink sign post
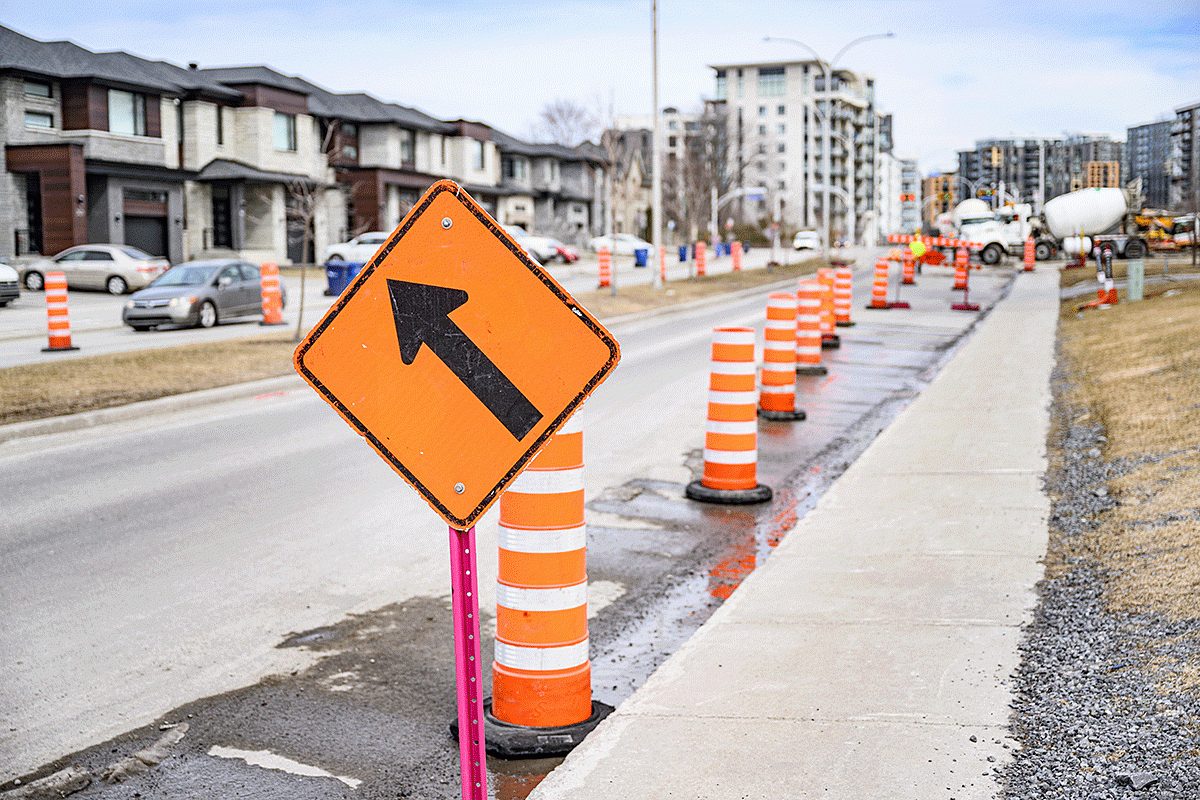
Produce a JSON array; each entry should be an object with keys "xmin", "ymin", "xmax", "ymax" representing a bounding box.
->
[{"xmin": 450, "ymin": 525, "xmax": 488, "ymax": 800}]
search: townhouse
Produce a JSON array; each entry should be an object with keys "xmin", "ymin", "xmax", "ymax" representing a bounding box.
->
[{"xmin": 1, "ymin": 25, "xmax": 606, "ymax": 266}]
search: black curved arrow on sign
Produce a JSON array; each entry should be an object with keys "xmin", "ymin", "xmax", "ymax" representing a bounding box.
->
[{"xmin": 387, "ymin": 279, "xmax": 543, "ymax": 441}]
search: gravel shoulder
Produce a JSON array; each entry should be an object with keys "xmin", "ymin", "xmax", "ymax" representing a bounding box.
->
[{"xmin": 1002, "ymin": 280, "xmax": 1200, "ymax": 798}]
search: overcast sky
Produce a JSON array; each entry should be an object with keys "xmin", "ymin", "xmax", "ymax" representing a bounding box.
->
[{"xmin": 4, "ymin": 0, "xmax": 1198, "ymax": 173}]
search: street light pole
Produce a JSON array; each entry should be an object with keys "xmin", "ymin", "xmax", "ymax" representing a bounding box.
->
[
  {"xmin": 651, "ymin": 0, "xmax": 663, "ymax": 289},
  {"xmin": 764, "ymin": 32, "xmax": 893, "ymax": 251}
]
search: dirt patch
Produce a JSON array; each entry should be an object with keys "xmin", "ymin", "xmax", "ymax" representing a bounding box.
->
[
  {"xmin": 1056, "ymin": 282, "xmax": 1200, "ymax": 629},
  {"xmin": 0, "ymin": 258, "xmax": 820, "ymax": 426}
]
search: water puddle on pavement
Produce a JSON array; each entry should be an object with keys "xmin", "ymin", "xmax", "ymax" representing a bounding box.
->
[{"xmin": 208, "ymin": 745, "xmax": 362, "ymax": 788}]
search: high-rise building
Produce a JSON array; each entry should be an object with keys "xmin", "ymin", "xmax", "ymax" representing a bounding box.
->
[
  {"xmin": 922, "ymin": 173, "xmax": 957, "ymax": 231},
  {"xmin": 1126, "ymin": 120, "xmax": 1172, "ymax": 209},
  {"xmin": 1171, "ymin": 100, "xmax": 1200, "ymax": 212},
  {"xmin": 956, "ymin": 135, "xmax": 1125, "ymax": 211},
  {"xmin": 709, "ymin": 59, "xmax": 881, "ymax": 244}
]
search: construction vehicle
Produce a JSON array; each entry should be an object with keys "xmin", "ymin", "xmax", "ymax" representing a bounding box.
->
[
  {"xmin": 1043, "ymin": 187, "xmax": 1150, "ymax": 259},
  {"xmin": 951, "ymin": 199, "xmax": 1058, "ymax": 265}
]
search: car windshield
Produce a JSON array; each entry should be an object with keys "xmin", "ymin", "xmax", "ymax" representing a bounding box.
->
[
  {"xmin": 358, "ymin": 235, "xmax": 386, "ymax": 245},
  {"xmin": 153, "ymin": 265, "xmax": 219, "ymax": 286}
]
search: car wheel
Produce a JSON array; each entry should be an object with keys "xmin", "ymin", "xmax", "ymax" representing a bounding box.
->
[
  {"xmin": 1123, "ymin": 240, "xmax": 1146, "ymax": 259},
  {"xmin": 1034, "ymin": 241, "xmax": 1053, "ymax": 261},
  {"xmin": 327, "ymin": 254, "xmax": 344, "ymax": 263},
  {"xmin": 981, "ymin": 243, "xmax": 1003, "ymax": 265},
  {"xmin": 197, "ymin": 300, "xmax": 218, "ymax": 329},
  {"xmin": 24, "ymin": 271, "xmax": 44, "ymax": 291},
  {"xmin": 106, "ymin": 275, "xmax": 128, "ymax": 295},
  {"xmin": 131, "ymin": 325, "xmax": 152, "ymax": 332}
]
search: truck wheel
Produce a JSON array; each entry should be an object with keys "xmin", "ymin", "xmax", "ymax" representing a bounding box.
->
[
  {"xmin": 1123, "ymin": 240, "xmax": 1146, "ymax": 259},
  {"xmin": 1034, "ymin": 241, "xmax": 1054, "ymax": 261},
  {"xmin": 981, "ymin": 243, "xmax": 1004, "ymax": 265}
]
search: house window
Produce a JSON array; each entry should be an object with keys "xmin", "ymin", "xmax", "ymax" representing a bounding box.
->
[
  {"xmin": 216, "ymin": 106, "xmax": 224, "ymax": 146},
  {"xmin": 778, "ymin": 105, "xmax": 786, "ymax": 115},
  {"xmin": 758, "ymin": 125, "xmax": 767, "ymax": 136},
  {"xmin": 758, "ymin": 106, "xmax": 766, "ymax": 116},
  {"xmin": 108, "ymin": 89, "xmax": 147, "ymax": 136},
  {"xmin": 668, "ymin": 135, "xmax": 677, "ymax": 148},
  {"xmin": 668, "ymin": 120, "xmax": 677, "ymax": 131},
  {"xmin": 473, "ymin": 140, "xmax": 486, "ymax": 170},
  {"xmin": 273, "ymin": 112, "xmax": 297, "ymax": 151},
  {"xmin": 758, "ymin": 66, "xmax": 785, "ymax": 97},
  {"xmin": 343, "ymin": 123, "xmax": 359, "ymax": 160},
  {"xmin": 758, "ymin": 143, "xmax": 767, "ymax": 154},
  {"xmin": 777, "ymin": 142, "xmax": 786, "ymax": 153},
  {"xmin": 24, "ymin": 80, "xmax": 52, "ymax": 98},
  {"xmin": 778, "ymin": 123, "xmax": 786, "ymax": 135},
  {"xmin": 399, "ymin": 128, "xmax": 415, "ymax": 163},
  {"xmin": 24, "ymin": 110, "xmax": 54, "ymax": 128},
  {"xmin": 715, "ymin": 70, "xmax": 726, "ymax": 100},
  {"xmin": 502, "ymin": 157, "xmax": 527, "ymax": 180},
  {"xmin": 573, "ymin": 204, "xmax": 583, "ymax": 214}
]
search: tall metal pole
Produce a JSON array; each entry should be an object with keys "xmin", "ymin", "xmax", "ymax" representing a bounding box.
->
[{"xmin": 651, "ymin": 0, "xmax": 663, "ymax": 289}]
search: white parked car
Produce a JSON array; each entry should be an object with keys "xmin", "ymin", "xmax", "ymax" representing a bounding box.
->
[
  {"xmin": 323, "ymin": 231, "xmax": 390, "ymax": 264},
  {"xmin": 501, "ymin": 225, "xmax": 561, "ymax": 263},
  {"xmin": 0, "ymin": 262, "xmax": 20, "ymax": 306},
  {"xmin": 792, "ymin": 230, "xmax": 821, "ymax": 251},
  {"xmin": 19, "ymin": 244, "xmax": 170, "ymax": 294},
  {"xmin": 588, "ymin": 233, "xmax": 652, "ymax": 256}
]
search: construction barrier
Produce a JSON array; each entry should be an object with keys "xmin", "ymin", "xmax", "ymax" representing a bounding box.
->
[
  {"xmin": 868, "ymin": 258, "xmax": 890, "ymax": 309},
  {"xmin": 795, "ymin": 280, "xmax": 827, "ymax": 375},
  {"xmin": 695, "ymin": 241, "xmax": 707, "ymax": 277},
  {"xmin": 489, "ymin": 407, "xmax": 612, "ymax": 756},
  {"xmin": 1023, "ymin": 237, "xmax": 1035, "ymax": 272},
  {"xmin": 259, "ymin": 262, "xmax": 284, "ymax": 325},
  {"xmin": 951, "ymin": 252, "xmax": 980, "ymax": 311},
  {"xmin": 597, "ymin": 247, "xmax": 612, "ymax": 288},
  {"xmin": 759, "ymin": 293, "xmax": 805, "ymax": 421},
  {"xmin": 659, "ymin": 245, "xmax": 667, "ymax": 285},
  {"xmin": 41, "ymin": 271, "xmax": 79, "ymax": 352},
  {"xmin": 686, "ymin": 327, "xmax": 772, "ymax": 504},
  {"xmin": 953, "ymin": 247, "xmax": 969, "ymax": 291},
  {"xmin": 902, "ymin": 250, "xmax": 916, "ymax": 285},
  {"xmin": 732, "ymin": 241, "xmax": 743, "ymax": 272},
  {"xmin": 833, "ymin": 263, "xmax": 855, "ymax": 327},
  {"xmin": 816, "ymin": 267, "xmax": 840, "ymax": 348}
]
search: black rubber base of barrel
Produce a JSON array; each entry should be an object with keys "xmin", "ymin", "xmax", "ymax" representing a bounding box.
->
[
  {"xmin": 685, "ymin": 480, "xmax": 773, "ymax": 504},
  {"xmin": 758, "ymin": 408, "xmax": 806, "ymax": 421},
  {"xmin": 796, "ymin": 365, "xmax": 828, "ymax": 376},
  {"xmin": 451, "ymin": 699, "xmax": 615, "ymax": 759}
]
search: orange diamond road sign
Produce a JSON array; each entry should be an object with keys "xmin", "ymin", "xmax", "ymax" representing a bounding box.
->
[{"xmin": 294, "ymin": 180, "xmax": 620, "ymax": 530}]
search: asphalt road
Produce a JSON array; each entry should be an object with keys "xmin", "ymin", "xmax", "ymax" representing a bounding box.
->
[{"xmin": 0, "ymin": 252, "xmax": 1015, "ymax": 796}]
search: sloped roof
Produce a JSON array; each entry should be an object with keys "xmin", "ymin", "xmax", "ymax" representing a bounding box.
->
[
  {"xmin": 0, "ymin": 25, "xmax": 240, "ymax": 99},
  {"xmin": 490, "ymin": 128, "xmax": 605, "ymax": 164},
  {"xmin": 194, "ymin": 158, "xmax": 315, "ymax": 185}
]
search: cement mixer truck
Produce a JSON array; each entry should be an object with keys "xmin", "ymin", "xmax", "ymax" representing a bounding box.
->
[
  {"xmin": 1042, "ymin": 187, "xmax": 1149, "ymax": 260},
  {"xmin": 952, "ymin": 199, "xmax": 1058, "ymax": 265}
]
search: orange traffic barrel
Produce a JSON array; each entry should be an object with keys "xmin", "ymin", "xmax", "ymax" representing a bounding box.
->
[
  {"xmin": 817, "ymin": 267, "xmax": 840, "ymax": 348},
  {"xmin": 488, "ymin": 407, "xmax": 612, "ymax": 756},
  {"xmin": 686, "ymin": 327, "xmax": 772, "ymax": 504},
  {"xmin": 867, "ymin": 258, "xmax": 890, "ymax": 309},
  {"xmin": 659, "ymin": 245, "xmax": 667, "ymax": 284},
  {"xmin": 902, "ymin": 250, "xmax": 916, "ymax": 285},
  {"xmin": 259, "ymin": 262, "xmax": 285, "ymax": 325},
  {"xmin": 759, "ymin": 292, "xmax": 805, "ymax": 421},
  {"xmin": 1023, "ymin": 237, "xmax": 1035, "ymax": 272},
  {"xmin": 732, "ymin": 241, "xmax": 743, "ymax": 271},
  {"xmin": 953, "ymin": 247, "xmax": 969, "ymax": 290},
  {"xmin": 833, "ymin": 263, "xmax": 854, "ymax": 327},
  {"xmin": 795, "ymin": 280, "xmax": 827, "ymax": 375},
  {"xmin": 597, "ymin": 247, "xmax": 612, "ymax": 288},
  {"xmin": 42, "ymin": 271, "xmax": 79, "ymax": 352},
  {"xmin": 695, "ymin": 241, "xmax": 707, "ymax": 276}
]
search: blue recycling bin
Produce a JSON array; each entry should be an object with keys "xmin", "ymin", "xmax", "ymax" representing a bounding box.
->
[
  {"xmin": 634, "ymin": 248, "xmax": 649, "ymax": 267},
  {"xmin": 325, "ymin": 261, "xmax": 364, "ymax": 296},
  {"xmin": 679, "ymin": 245, "xmax": 688, "ymax": 262}
]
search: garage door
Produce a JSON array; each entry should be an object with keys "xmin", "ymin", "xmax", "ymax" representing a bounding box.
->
[{"xmin": 125, "ymin": 215, "xmax": 167, "ymax": 257}]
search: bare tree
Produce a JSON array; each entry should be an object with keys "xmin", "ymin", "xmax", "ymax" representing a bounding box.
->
[
  {"xmin": 533, "ymin": 98, "xmax": 599, "ymax": 147},
  {"xmin": 285, "ymin": 121, "xmax": 340, "ymax": 342}
]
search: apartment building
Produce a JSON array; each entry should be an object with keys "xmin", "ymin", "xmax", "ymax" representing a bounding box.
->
[
  {"xmin": 1171, "ymin": 100, "xmax": 1199, "ymax": 212},
  {"xmin": 956, "ymin": 135, "xmax": 1124, "ymax": 211},
  {"xmin": 709, "ymin": 59, "xmax": 880, "ymax": 244},
  {"xmin": 1, "ymin": 25, "xmax": 606, "ymax": 265},
  {"xmin": 922, "ymin": 173, "xmax": 957, "ymax": 232},
  {"xmin": 1126, "ymin": 119, "xmax": 1172, "ymax": 209}
]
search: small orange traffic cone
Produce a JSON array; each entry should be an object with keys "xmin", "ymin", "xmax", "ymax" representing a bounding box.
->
[
  {"xmin": 259, "ymin": 262, "xmax": 285, "ymax": 325},
  {"xmin": 597, "ymin": 247, "xmax": 612, "ymax": 288},
  {"xmin": 759, "ymin": 292, "xmax": 805, "ymax": 421},
  {"xmin": 687, "ymin": 327, "xmax": 772, "ymax": 504},
  {"xmin": 695, "ymin": 241, "xmax": 707, "ymax": 276},
  {"xmin": 42, "ymin": 271, "xmax": 79, "ymax": 352}
]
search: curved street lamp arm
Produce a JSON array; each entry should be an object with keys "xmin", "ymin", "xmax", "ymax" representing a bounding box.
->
[
  {"xmin": 831, "ymin": 32, "xmax": 894, "ymax": 68},
  {"xmin": 762, "ymin": 36, "xmax": 828, "ymax": 73}
]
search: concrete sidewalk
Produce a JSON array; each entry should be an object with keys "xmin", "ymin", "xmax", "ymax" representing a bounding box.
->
[{"xmin": 531, "ymin": 268, "xmax": 1058, "ymax": 799}]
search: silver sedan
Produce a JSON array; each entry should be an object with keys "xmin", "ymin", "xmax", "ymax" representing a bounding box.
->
[
  {"xmin": 20, "ymin": 244, "xmax": 169, "ymax": 295},
  {"xmin": 122, "ymin": 259, "xmax": 284, "ymax": 330}
]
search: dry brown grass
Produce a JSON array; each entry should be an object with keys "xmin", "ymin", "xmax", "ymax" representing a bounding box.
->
[
  {"xmin": 0, "ymin": 257, "xmax": 820, "ymax": 426},
  {"xmin": 1058, "ymin": 282, "xmax": 1200, "ymax": 623},
  {"xmin": 1059, "ymin": 253, "xmax": 1197, "ymax": 292}
]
